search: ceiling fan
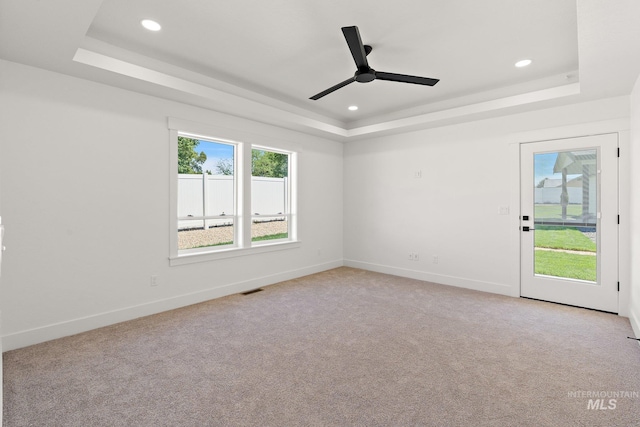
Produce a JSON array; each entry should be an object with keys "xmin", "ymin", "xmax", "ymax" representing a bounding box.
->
[{"xmin": 310, "ymin": 26, "xmax": 439, "ymax": 101}]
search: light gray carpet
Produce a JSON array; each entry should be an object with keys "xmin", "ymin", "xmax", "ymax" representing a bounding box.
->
[{"xmin": 3, "ymin": 267, "xmax": 640, "ymax": 426}]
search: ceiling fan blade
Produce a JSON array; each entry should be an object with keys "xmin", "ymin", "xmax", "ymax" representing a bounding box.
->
[
  {"xmin": 376, "ymin": 71, "xmax": 439, "ymax": 86},
  {"xmin": 341, "ymin": 26, "xmax": 369, "ymax": 70},
  {"xmin": 309, "ymin": 77, "xmax": 356, "ymax": 100}
]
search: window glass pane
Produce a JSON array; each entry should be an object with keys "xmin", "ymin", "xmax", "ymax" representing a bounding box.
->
[
  {"xmin": 251, "ymin": 149, "xmax": 289, "ymax": 242},
  {"xmin": 252, "ymin": 216, "xmax": 288, "ymax": 242},
  {"xmin": 177, "ymin": 136, "xmax": 235, "ymax": 250},
  {"xmin": 177, "ymin": 172, "xmax": 204, "ymax": 230},
  {"xmin": 533, "ymin": 149, "xmax": 597, "ymax": 282},
  {"xmin": 179, "ymin": 221, "xmax": 235, "ymax": 250},
  {"xmin": 252, "ymin": 149, "xmax": 288, "ymax": 179}
]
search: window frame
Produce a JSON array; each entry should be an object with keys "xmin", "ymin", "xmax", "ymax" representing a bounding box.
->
[
  {"xmin": 251, "ymin": 145, "xmax": 292, "ymax": 247},
  {"xmin": 176, "ymin": 134, "xmax": 238, "ymax": 252},
  {"xmin": 168, "ymin": 118, "xmax": 299, "ymax": 266}
]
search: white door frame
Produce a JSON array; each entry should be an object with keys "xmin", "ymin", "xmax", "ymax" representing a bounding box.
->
[
  {"xmin": 519, "ymin": 134, "xmax": 618, "ymax": 312},
  {"xmin": 507, "ymin": 121, "xmax": 631, "ymax": 317}
]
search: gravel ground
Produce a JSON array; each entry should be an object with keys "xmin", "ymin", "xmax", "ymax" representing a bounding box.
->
[{"xmin": 178, "ymin": 220, "xmax": 288, "ymax": 250}]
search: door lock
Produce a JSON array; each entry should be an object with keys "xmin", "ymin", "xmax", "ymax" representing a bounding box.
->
[{"xmin": 522, "ymin": 226, "xmax": 535, "ymax": 232}]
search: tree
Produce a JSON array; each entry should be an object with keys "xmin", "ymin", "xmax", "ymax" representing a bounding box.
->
[
  {"xmin": 209, "ymin": 149, "xmax": 288, "ymax": 177},
  {"xmin": 178, "ymin": 136, "xmax": 208, "ymax": 174},
  {"xmin": 216, "ymin": 158, "xmax": 234, "ymax": 176},
  {"xmin": 252, "ymin": 150, "xmax": 288, "ymax": 178}
]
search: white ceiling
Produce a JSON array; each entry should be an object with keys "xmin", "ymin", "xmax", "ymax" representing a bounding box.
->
[{"xmin": 1, "ymin": 0, "xmax": 640, "ymax": 141}]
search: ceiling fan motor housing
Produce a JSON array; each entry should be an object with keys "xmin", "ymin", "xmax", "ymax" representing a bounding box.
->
[{"xmin": 355, "ymin": 69, "xmax": 376, "ymax": 83}]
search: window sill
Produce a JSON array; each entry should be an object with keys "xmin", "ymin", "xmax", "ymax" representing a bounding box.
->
[{"xmin": 169, "ymin": 240, "xmax": 301, "ymax": 266}]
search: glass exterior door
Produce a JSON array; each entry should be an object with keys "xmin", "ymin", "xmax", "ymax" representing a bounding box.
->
[{"xmin": 520, "ymin": 134, "xmax": 618, "ymax": 313}]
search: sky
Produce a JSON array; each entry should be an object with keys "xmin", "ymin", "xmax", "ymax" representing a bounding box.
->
[
  {"xmin": 198, "ymin": 139, "xmax": 234, "ymax": 175},
  {"xmin": 534, "ymin": 152, "xmax": 559, "ymax": 185}
]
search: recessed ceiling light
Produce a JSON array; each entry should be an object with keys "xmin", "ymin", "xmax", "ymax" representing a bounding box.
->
[
  {"xmin": 348, "ymin": 105, "xmax": 358, "ymax": 111},
  {"xmin": 515, "ymin": 59, "xmax": 532, "ymax": 68},
  {"xmin": 141, "ymin": 19, "xmax": 161, "ymax": 31}
]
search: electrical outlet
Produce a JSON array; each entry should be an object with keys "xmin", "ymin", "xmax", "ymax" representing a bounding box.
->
[
  {"xmin": 414, "ymin": 170, "xmax": 422, "ymax": 178},
  {"xmin": 414, "ymin": 253, "xmax": 419, "ymax": 261},
  {"xmin": 408, "ymin": 253, "xmax": 414, "ymax": 261},
  {"xmin": 433, "ymin": 255, "xmax": 439, "ymax": 264},
  {"xmin": 150, "ymin": 275, "xmax": 158, "ymax": 286}
]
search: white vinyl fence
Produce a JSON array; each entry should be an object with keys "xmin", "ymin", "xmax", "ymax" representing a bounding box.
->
[
  {"xmin": 535, "ymin": 186, "xmax": 596, "ymax": 212},
  {"xmin": 178, "ymin": 174, "xmax": 287, "ymax": 230},
  {"xmin": 534, "ymin": 187, "xmax": 583, "ymax": 204}
]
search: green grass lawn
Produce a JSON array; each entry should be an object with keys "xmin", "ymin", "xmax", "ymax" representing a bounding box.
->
[
  {"xmin": 535, "ymin": 250, "xmax": 596, "ymax": 282},
  {"xmin": 252, "ymin": 232, "xmax": 288, "ymax": 242},
  {"xmin": 534, "ymin": 204, "xmax": 583, "ymax": 220},
  {"xmin": 533, "ymin": 225, "xmax": 596, "ymax": 281},
  {"xmin": 535, "ymin": 226, "xmax": 596, "ymax": 252}
]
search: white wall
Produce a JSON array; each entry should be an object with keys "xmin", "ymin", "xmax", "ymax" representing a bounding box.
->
[
  {"xmin": 344, "ymin": 97, "xmax": 631, "ymax": 307},
  {"xmin": 1, "ymin": 56, "xmax": 637, "ymax": 351},
  {"xmin": 629, "ymin": 75, "xmax": 640, "ymax": 338},
  {"xmin": 0, "ymin": 60, "xmax": 344, "ymax": 350}
]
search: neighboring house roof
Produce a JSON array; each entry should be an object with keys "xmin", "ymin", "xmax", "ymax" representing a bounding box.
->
[
  {"xmin": 542, "ymin": 178, "xmax": 563, "ymax": 188},
  {"xmin": 566, "ymin": 176, "xmax": 583, "ymax": 187}
]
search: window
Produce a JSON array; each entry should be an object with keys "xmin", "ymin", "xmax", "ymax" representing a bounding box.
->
[
  {"xmin": 251, "ymin": 148, "xmax": 290, "ymax": 244},
  {"xmin": 169, "ymin": 118, "xmax": 298, "ymax": 265},
  {"xmin": 177, "ymin": 136, "xmax": 236, "ymax": 250}
]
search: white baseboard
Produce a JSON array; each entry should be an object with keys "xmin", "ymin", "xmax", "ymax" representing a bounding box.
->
[
  {"xmin": 2, "ymin": 260, "xmax": 343, "ymax": 351},
  {"xmin": 344, "ymin": 259, "xmax": 515, "ymax": 297},
  {"xmin": 5, "ymin": 257, "xmax": 630, "ymax": 351}
]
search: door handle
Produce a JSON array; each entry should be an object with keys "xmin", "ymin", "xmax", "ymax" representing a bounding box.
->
[{"xmin": 522, "ymin": 226, "xmax": 535, "ymax": 232}]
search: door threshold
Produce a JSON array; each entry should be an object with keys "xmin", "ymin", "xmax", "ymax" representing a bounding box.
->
[{"xmin": 520, "ymin": 296, "xmax": 618, "ymax": 315}]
